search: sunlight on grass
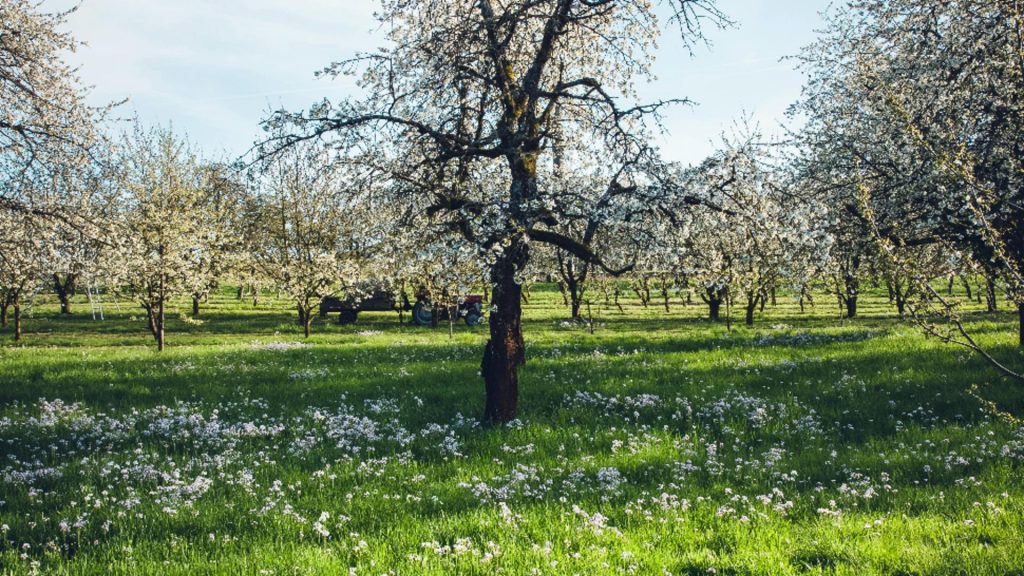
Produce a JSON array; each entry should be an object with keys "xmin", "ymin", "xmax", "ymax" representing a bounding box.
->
[{"xmin": 0, "ymin": 286, "xmax": 1021, "ymax": 575}]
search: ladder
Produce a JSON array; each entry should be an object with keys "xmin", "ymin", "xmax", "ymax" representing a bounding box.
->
[{"xmin": 86, "ymin": 283, "xmax": 104, "ymax": 321}]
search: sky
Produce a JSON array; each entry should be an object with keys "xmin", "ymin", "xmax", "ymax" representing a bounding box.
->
[{"xmin": 57, "ymin": 0, "xmax": 830, "ymax": 167}]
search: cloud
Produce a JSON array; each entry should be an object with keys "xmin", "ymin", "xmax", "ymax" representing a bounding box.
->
[
  {"xmin": 60, "ymin": 0, "xmax": 380, "ymax": 156},
  {"xmin": 55, "ymin": 0, "xmax": 826, "ymax": 164}
]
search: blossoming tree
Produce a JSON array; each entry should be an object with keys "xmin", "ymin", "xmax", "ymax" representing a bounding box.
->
[
  {"xmin": 794, "ymin": 0, "xmax": 1024, "ymax": 378},
  {"xmin": 250, "ymin": 142, "xmax": 369, "ymax": 338},
  {"xmin": 109, "ymin": 125, "xmax": 218, "ymax": 351},
  {"xmin": 259, "ymin": 0, "xmax": 726, "ymax": 422}
]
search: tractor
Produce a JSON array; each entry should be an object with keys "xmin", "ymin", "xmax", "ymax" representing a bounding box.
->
[
  {"xmin": 410, "ymin": 294, "xmax": 485, "ymax": 327},
  {"xmin": 319, "ymin": 285, "xmax": 485, "ymax": 326},
  {"xmin": 318, "ymin": 286, "xmax": 399, "ymax": 325}
]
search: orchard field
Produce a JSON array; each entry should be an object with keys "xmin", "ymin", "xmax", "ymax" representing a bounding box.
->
[{"xmin": 0, "ymin": 286, "xmax": 1022, "ymax": 575}]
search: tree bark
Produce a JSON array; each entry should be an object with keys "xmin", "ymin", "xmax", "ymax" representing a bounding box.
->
[
  {"xmin": 569, "ymin": 279, "xmax": 583, "ymax": 319},
  {"xmin": 799, "ymin": 284, "xmax": 814, "ymax": 313},
  {"xmin": 482, "ymin": 242, "xmax": 527, "ymax": 424},
  {"xmin": 843, "ymin": 272, "xmax": 860, "ymax": 319},
  {"xmin": 985, "ymin": 277, "xmax": 998, "ymax": 312},
  {"xmin": 960, "ymin": 275, "xmax": 973, "ymax": 300},
  {"xmin": 745, "ymin": 292, "xmax": 758, "ymax": 326},
  {"xmin": 145, "ymin": 300, "xmax": 165, "ymax": 351},
  {"xmin": 157, "ymin": 298, "xmax": 165, "ymax": 351},
  {"xmin": 557, "ymin": 252, "xmax": 588, "ymax": 320},
  {"xmin": 705, "ymin": 287, "xmax": 724, "ymax": 321},
  {"xmin": 845, "ymin": 295, "xmax": 858, "ymax": 319},
  {"xmin": 844, "ymin": 273, "xmax": 859, "ymax": 319},
  {"xmin": 1018, "ymin": 302, "xmax": 1023, "ymax": 347},
  {"xmin": 13, "ymin": 303, "xmax": 21, "ymax": 342},
  {"xmin": 297, "ymin": 301, "xmax": 314, "ymax": 337},
  {"xmin": 0, "ymin": 295, "xmax": 8, "ymax": 327},
  {"xmin": 192, "ymin": 296, "xmax": 201, "ymax": 317},
  {"xmin": 53, "ymin": 273, "xmax": 76, "ymax": 315},
  {"xmin": 633, "ymin": 278, "xmax": 651, "ymax": 307}
]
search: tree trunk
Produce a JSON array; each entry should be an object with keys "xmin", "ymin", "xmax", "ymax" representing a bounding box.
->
[
  {"xmin": 633, "ymin": 279, "xmax": 651, "ymax": 307},
  {"xmin": 845, "ymin": 295, "xmax": 858, "ymax": 319},
  {"xmin": 236, "ymin": 285, "xmax": 244, "ymax": 300},
  {"xmin": 0, "ymin": 296, "xmax": 8, "ymax": 327},
  {"xmin": 745, "ymin": 293, "xmax": 758, "ymax": 326},
  {"xmin": 706, "ymin": 287, "xmax": 723, "ymax": 321},
  {"xmin": 557, "ymin": 252, "xmax": 588, "ymax": 320},
  {"xmin": 192, "ymin": 296, "xmax": 201, "ymax": 317},
  {"xmin": 985, "ymin": 277, "xmax": 998, "ymax": 312},
  {"xmin": 569, "ymin": 279, "xmax": 583, "ymax": 319},
  {"xmin": 960, "ymin": 276, "xmax": 973, "ymax": 300},
  {"xmin": 844, "ymin": 273, "xmax": 859, "ymax": 319},
  {"xmin": 799, "ymin": 284, "xmax": 814, "ymax": 313},
  {"xmin": 157, "ymin": 298, "xmax": 165, "ymax": 351},
  {"xmin": 1018, "ymin": 302, "xmax": 1023, "ymax": 347},
  {"xmin": 482, "ymin": 244, "xmax": 527, "ymax": 424},
  {"xmin": 13, "ymin": 303, "xmax": 22, "ymax": 342},
  {"xmin": 709, "ymin": 298, "xmax": 721, "ymax": 321},
  {"xmin": 297, "ymin": 304, "xmax": 308, "ymax": 328},
  {"xmin": 53, "ymin": 273, "xmax": 76, "ymax": 315}
]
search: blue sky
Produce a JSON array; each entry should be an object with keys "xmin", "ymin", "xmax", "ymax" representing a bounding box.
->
[{"xmin": 60, "ymin": 0, "xmax": 829, "ymax": 166}]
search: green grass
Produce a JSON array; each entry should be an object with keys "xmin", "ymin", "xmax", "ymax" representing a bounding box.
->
[{"xmin": 0, "ymin": 284, "xmax": 1022, "ymax": 575}]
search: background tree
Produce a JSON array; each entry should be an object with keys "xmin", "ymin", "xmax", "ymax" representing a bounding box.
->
[
  {"xmin": 110, "ymin": 125, "xmax": 215, "ymax": 351},
  {"xmin": 228, "ymin": 188, "xmax": 270, "ymax": 308},
  {"xmin": 648, "ymin": 130, "xmax": 832, "ymax": 326},
  {"xmin": 0, "ymin": 202, "xmax": 52, "ymax": 341},
  {"xmin": 794, "ymin": 0, "xmax": 1024, "ymax": 378},
  {"xmin": 251, "ymin": 142, "xmax": 367, "ymax": 338},
  {"xmin": 1, "ymin": 0, "xmax": 113, "ymax": 217},
  {"xmin": 533, "ymin": 136, "xmax": 674, "ymax": 321},
  {"xmin": 44, "ymin": 164, "xmax": 111, "ymax": 316},
  {"xmin": 184, "ymin": 163, "xmax": 243, "ymax": 317}
]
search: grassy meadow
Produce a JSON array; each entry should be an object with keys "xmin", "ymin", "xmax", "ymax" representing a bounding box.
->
[{"xmin": 0, "ymin": 284, "xmax": 1022, "ymax": 575}]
